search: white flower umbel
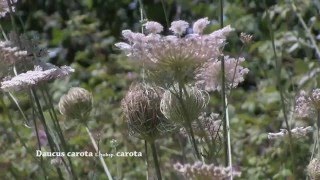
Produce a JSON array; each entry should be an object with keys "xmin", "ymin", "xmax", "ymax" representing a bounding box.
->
[
  {"xmin": 116, "ymin": 18, "xmax": 238, "ymax": 88},
  {"xmin": 197, "ymin": 56, "xmax": 249, "ymax": 92},
  {"xmin": 1, "ymin": 64, "xmax": 74, "ymax": 92},
  {"xmin": 295, "ymin": 89, "xmax": 320, "ymax": 119},
  {"xmin": 0, "ymin": 40, "xmax": 30, "ymax": 65},
  {"xmin": 169, "ymin": 20, "xmax": 189, "ymax": 36},
  {"xmin": 174, "ymin": 161, "xmax": 241, "ymax": 180},
  {"xmin": 193, "ymin": 17, "xmax": 210, "ymax": 34},
  {"xmin": 268, "ymin": 126, "xmax": 313, "ymax": 140},
  {"xmin": 144, "ymin": 21, "xmax": 163, "ymax": 34}
]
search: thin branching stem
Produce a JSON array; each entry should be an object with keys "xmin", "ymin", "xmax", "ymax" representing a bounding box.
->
[
  {"xmin": 289, "ymin": 0, "xmax": 320, "ymax": 61},
  {"xmin": 160, "ymin": 0, "xmax": 169, "ymax": 28},
  {"xmin": 265, "ymin": 5, "xmax": 297, "ymax": 177},
  {"xmin": 41, "ymin": 87, "xmax": 77, "ymax": 179},
  {"xmin": 30, "ymin": 88, "xmax": 64, "ymax": 179},
  {"xmin": 1, "ymin": 95, "xmax": 47, "ymax": 179},
  {"xmin": 177, "ymin": 83, "xmax": 201, "ymax": 160}
]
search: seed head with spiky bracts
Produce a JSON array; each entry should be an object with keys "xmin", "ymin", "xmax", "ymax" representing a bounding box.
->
[{"xmin": 121, "ymin": 83, "xmax": 175, "ymax": 141}]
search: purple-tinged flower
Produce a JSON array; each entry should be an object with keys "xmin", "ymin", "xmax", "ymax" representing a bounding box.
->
[
  {"xmin": 116, "ymin": 19, "xmax": 240, "ymax": 88},
  {"xmin": 197, "ymin": 56, "xmax": 249, "ymax": 92},
  {"xmin": 33, "ymin": 129, "xmax": 48, "ymax": 147},
  {"xmin": 169, "ymin": 20, "xmax": 189, "ymax": 36},
  {"xmin": 193, "ymin": 17, "xmax": 210, "ymax": 34},
  {"xmin": 144, "ymin": 21, "xmax": 163, "ymax": 34}
]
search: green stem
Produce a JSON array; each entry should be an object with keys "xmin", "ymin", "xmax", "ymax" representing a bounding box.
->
[
  {"xmin": 42, "ymin": 87, "xmax": 77, "ymax": 179},
  {"xmin": 150, "ymin": 141, "xmax": 162, "ymax": 180},
  {"xmin": 30, "ymin": 88, "xmax": 64, "ymax": 179},
  {"xmin": 1, "ymin": 95, "xmax": 47, "ymax": 179},
  {"xmin": 289, "ymin": 0, "xmax": 320, "ymax": 61},
  {"xmin": 160, "ymin": 0, "xmax": 169, "ymax": 28},
  {"xmin": 177, "ymin": 84, "xmax": 201, "ymax": 160},
  {"xmin": 145, "ymin": 140, "xmax": 149, "ymax": 180},
  {"xmin": 219, "ymin": 0, "xmax": 228, "ymax": 167},
  {"xmin": 265, "ymin": 5, "xmax": 296, "ymax": 177}
]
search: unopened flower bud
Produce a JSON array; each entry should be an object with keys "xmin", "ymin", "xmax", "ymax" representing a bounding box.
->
[{"xmin": 58, "ymin": 87, "xmax": 93, "ymax": 121}]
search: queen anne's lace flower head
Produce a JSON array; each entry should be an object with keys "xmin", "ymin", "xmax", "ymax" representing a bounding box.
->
[
  {"xmin": 295, "ymin": 89, "xmax": 320, "ymax": 119},
  {"xmin": 169, "ymin": 20, "xmax": 189, "ymax": 36},
  {"xmin": 268, "ymin": 126, "xmax": 313, "ymax": 140},
  {"xmin": 144, "ymin": 21, "xmax": 163, "ymax": 34},
  {"xmin": 174, "ymin": 161, "xmax": 241, "ymax": 180},
  {"xmin": 0, "ymin": 64, "xmax": 74, "ymax": 92},
  {"xmin": 0, "ymin": 40, "xmax": 30, "ymax": 65},
  {"xmin": 197, "ymin": 56, "xmax": 249, "ymax": 92},
  {"xmin": 115, "ymin": 18, "xmax": 246, "ymax": 90},
  {"xmin": 193, "ymin": 17, "xmax": 210, "ymax": 34}
]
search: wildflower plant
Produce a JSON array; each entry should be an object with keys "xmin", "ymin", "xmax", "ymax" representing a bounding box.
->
[{"xmin": 117, "ymin": 16, "xmax": 249, "ymax": 179}]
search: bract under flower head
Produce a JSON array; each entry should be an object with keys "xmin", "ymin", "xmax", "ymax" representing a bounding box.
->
[{"xmin": 160, "ymin": 85, "xmax": 209, "ymax": 125}]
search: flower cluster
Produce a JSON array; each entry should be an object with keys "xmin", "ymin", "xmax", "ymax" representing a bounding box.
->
[
  {"xmin": 295, "ymin": 89, "xmax": 320, "ymax": 119},
  {"xmin": 173, "ymin": 161, "xmax": 241, "ymax": 180},
  {"xmin": 196, "ymin": 56, "xmax": 249, "ymax": 92},
  {"xmin": 0, "ymin": 40, "xmax": 30, "ymax": 65},
  {"xmin": 180, "ymin": 112, "xmax": 221, "ymax": 140},
  {"xmin": 0, "ymin": 0, "xmax": 17, "ymax": 18},
  {"xmin": 1, "ymin": 64, "xmax": 74, "ymax": 92},
  {"xmin": 268, "ymin": 126, "xmax": 313, "ymax": 140},
  {"xmin": 116, "ymin": 18, "xmax": 248, "ymax": 90}
]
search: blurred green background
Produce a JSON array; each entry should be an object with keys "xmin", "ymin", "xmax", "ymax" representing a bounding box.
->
[{"xmin": 1, "ymin": 0, "xmax": 320, "ymax": 179}]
